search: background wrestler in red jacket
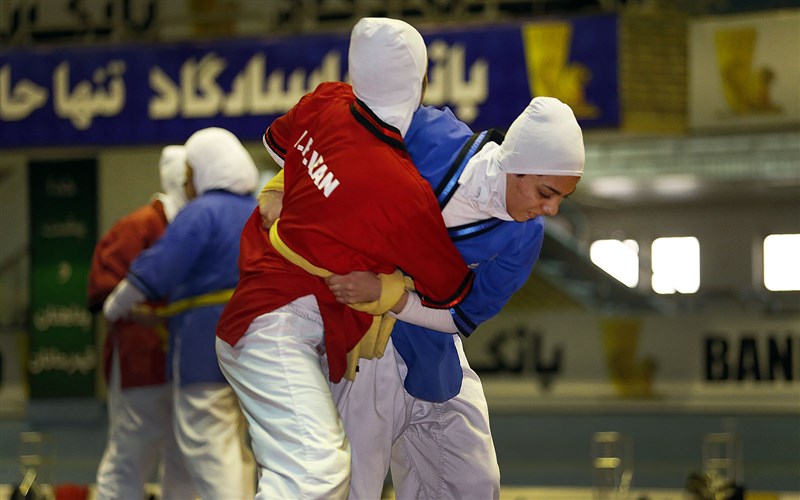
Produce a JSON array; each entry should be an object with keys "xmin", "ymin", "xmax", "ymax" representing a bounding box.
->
[
  {"xmin": 87, "ymin": 145, "xmax": 194, "ymax": 500},
  {"xmin": 88, "ymin": 199, "xmax": 168, "ymax": 387}
]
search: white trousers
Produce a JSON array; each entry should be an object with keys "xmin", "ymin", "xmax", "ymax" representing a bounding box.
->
[
  {"xmin": 330, "ymin": 336, "xmax": 500, "ymax": 500},
  {"xmin": 173, "ymin": 339, "xmax": 256, "ymax": 500},
  {"xmin": 216, "ymin": 296, "xmax": 351, "ymax": 500},
  {"xmin": 96, "ymin": 348, "xmax": 196, "ymax": 500}
]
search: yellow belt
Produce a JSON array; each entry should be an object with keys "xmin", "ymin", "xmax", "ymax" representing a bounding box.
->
[
  {"xmin": 153, "ymin": 289, "xmax": 235, "ymax": 350},
  {"xmin": 157, "ymin": 289, "xmax": 235, "ymax": 318},
  {"xmin": 269, "ymin": 219, "xmax": 406, "ymax": 380}
]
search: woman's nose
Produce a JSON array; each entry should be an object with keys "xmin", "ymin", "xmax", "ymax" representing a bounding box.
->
[{"xmin": 543, "ymin": 199, "xmax": 559, "ymax": 216}]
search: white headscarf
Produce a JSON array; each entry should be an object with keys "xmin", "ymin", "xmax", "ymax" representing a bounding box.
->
[
  {"xmin": 455, "ymin": 97, "xmax": 585, "ymax": 222},
  {"xmin": 496, "ymin": 96, "xmax": 585, "ymax": 177},
  {"xmin": 349, "ymin": 17, "xmax": 428, "ymax": 137},
  {"xmin": 185, "ymin": 127, "xmax": 259, "ymax": 196},
  {"xmin": 153, "ymin": 145, "xmax": 187, "ymax": 222}
]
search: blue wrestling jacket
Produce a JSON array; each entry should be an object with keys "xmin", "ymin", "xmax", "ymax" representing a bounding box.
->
[
  {"xmin": 396, "ymin": 106, "xmax": 545, "ymax": 402},
  {"xmin": 128, "ymin": 190, "xmax": 257, "ymax": 386}
]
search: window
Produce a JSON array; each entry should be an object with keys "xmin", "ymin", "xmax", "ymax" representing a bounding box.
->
[
  {"xmin": 764, "ymin": 234, "xmax": 800, "ymax": 291},
  {"xmin": 651, "ymin": 237, "xmax": 700, "ymax": 294},
  {"xmin": 590, "ymin": 239, "xmax": 639, "ymax": 288}
]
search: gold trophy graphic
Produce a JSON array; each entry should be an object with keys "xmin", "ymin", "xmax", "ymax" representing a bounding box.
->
[
  {"xmin": 522, "ymin": 22, "xmax": 599, "ymax": 119},
  {"xmin": 600, "ymin": 317, "xmax": 657, "ymax": 398},
  {"xmin": 714, "ymin": 27, "xmax": 780, "ymax": 115}
]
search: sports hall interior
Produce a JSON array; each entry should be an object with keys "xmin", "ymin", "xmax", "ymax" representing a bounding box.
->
[{"xmin": 0, "ymin": 0, "xmax": 798, "ymax": 498}]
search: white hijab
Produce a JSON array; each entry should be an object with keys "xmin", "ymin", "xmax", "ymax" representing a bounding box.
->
[
  {"xmin": 349, "ymin": 17, "xmax": 428, "ymax": 137},
  {"xmin": 496, "ymin": 96, "xmax": 584, "ymax": 177},
  {"xmin": 456, "ymin": 97, "xmax": 585, "ymax": 220},
  {"xmin": 152, "ymin": 145, "xmax": 187, "ymax": 222},
  {"xmin": 184, "ymin": 127, "xmax": 259, "ymax": 196}
]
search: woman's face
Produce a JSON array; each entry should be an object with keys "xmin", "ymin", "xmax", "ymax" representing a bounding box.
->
[{"xmin": 505, "ymin": 174, "xmax": 580, "ymax": 222}]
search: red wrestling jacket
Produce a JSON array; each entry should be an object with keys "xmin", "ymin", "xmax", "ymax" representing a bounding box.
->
[
  {"xmin": 88, "ymin": 200, "xmax": 168, "ymax": 388},
  {"xmin": 216, "ymin": 82, "xmax": 473, "ymax": 382}
]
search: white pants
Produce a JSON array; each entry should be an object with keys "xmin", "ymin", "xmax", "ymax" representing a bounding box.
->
[
  {"xmin": 331, "ymin": 336, "xmax": 500, "ymax": 500},
  {"xmin": 216, "ymin": 296, "xmax": 351, "ymax": 500},
  {"xmin": 96, "ymin": 348, "xmax": 195, "ymax": 500},
  {"xmin": 173, "ymin": 339, "xmax": 256, "ymax": 500}
]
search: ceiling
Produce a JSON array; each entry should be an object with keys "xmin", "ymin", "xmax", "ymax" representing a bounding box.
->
[{"xmin": 576, "ymin": 128, "xmax": 800, "ymax": 206}]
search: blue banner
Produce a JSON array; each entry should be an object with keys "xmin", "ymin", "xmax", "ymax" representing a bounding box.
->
[{"xmin": 0, "ymin": 15, "xmax": 618, "ymax": 148}]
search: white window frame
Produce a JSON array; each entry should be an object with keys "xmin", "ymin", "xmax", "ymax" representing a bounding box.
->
[
  {"xmin": 590, "ymin": 239, "xmax": 640, "ymax": 288},
  {"xmin": 763, "ymin": 233, "xmax": 800, "ymax": 292},
  {"xmin": 651, "ymin": 236, "xmax": 700, "ymax": 294}
]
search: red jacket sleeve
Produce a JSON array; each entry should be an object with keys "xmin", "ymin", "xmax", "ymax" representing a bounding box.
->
[
  {"xmin": 263, "ymin": 91, "xmax": 315, "ymax": 164},
  {"xmin": 87, "ymin": 203, "xmax": 167, "ymax": 311}
]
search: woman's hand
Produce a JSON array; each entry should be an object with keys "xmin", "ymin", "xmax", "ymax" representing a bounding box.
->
[
  {"xmin": 325, "ymin": 272, "xmax": 381, "ymax": 304},
  {"xmin": 258, "ymin": 190, "xmax": 283, "ymax": 229}
]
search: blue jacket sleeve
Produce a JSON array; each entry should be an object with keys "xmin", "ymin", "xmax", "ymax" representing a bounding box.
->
[
  {"xmin": 450, "ymin": 220, "xmax": 544, "ymax": 336},
  {"xmin": 126, "ymin": 202, "xmax": 212, "ymax": 300}
]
